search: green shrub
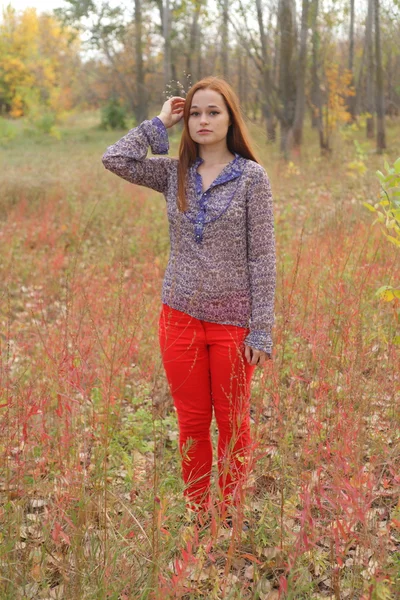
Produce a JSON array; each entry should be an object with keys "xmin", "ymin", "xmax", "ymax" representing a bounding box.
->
[
  {"xmin": 100, "ymin": 98, "xmax": 128, "ymax": 130},
  {"xmin": 364, "ymin": 157, "xmax": 400, "ymax": 343},
  {"xmin": 0, "ymin": 116, "xmax": 17, "ymax": 143},
  {"xmin": 34, "ymin": 111, "xmax": 58, "ymax": 135},
  {"xmin": 23, "ymin": 110, "xmax": 61, "ymax": 139}
]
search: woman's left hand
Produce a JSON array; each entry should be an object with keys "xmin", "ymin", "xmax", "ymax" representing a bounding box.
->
[{"xmin": 244, "ymin": 345, "xmax": 271, "ymax": 366}]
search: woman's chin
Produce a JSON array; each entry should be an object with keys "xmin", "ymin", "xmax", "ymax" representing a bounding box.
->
[{"xmin": 193, "ymin": 136, "xmax": 217, "ymax": 145}]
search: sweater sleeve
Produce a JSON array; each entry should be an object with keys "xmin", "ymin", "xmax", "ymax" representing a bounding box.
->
[
  {"xmin": 101, "ymin": 117, "xmax": 172, "ymax": 194},
  {"xmin": 244, "ymin": 167, "xmax": 276, "ymax": 355}
]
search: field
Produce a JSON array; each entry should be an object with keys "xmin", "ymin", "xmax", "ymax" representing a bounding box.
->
[{"xmin": 0, "ymin": 112, "xmax": 399, "ymax": 599}]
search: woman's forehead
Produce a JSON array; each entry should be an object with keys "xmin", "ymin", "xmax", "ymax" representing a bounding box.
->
[{"xmin": 191, "ymin": 88, "xmax": 225, "ymax": 108}]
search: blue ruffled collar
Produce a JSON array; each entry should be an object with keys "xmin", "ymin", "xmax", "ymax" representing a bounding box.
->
[{"xmin": 192, "ymin": 153, "xmax": 244, "ymax": 195}]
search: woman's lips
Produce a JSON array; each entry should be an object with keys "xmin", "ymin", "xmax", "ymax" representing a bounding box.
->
[{"xmin": 198, "ymin": 130, "xmax": 212, "ymax": 134}]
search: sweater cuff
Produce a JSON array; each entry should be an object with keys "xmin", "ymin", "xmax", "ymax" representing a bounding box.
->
[
  {"xmin": 244, "ymin": 330, "xmax": 272, "ymax": 355},
  {"xmin": 144, "ymin": 116, "xmax": 169, "ymax": 155}
]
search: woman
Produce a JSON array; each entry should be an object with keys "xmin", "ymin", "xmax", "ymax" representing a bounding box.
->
[{"xmin": 102, "ymin": 76, "xmax": 276, "ymax": 524}]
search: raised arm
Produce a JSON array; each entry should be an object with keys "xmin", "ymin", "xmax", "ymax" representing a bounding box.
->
[
  {"xmin": 102, "ymin": 97, "xmax": 185, "ymax": 195},
  {"xmin": 244, "ymin": 166, "xmax": 276, "ymax": 357}
]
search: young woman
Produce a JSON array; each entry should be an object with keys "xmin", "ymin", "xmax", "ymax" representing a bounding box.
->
[{"xmin": 102, "ymin": 76, "xmax": 276, "ymax": 524}]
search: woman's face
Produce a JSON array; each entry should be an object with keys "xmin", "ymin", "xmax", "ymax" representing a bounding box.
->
[{"xmin": 188, "ymin": 88, "xmax": 231, "ymax": 147}]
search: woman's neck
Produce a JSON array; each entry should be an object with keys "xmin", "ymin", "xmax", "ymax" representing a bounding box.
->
[{"xmin": 198, "ymin": 140, "xmax": 235, "ymax": 166}]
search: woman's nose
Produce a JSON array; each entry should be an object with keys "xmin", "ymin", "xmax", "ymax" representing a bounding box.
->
[{"xmin": 200, "ymin": 114, "xmax": 209, "ymax": 125}]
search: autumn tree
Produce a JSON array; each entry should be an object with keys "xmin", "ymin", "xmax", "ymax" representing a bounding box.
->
[
  {"xmin": 0, "ymin": 6, "xmax": 80, "ymax": 118},
  {"xmin": 57, "ymin": 0, "xmax": 149, "ymax": 122}
]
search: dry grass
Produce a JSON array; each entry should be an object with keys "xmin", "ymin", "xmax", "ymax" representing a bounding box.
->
[{"xmin": 0, "ymin": 114, "xmax": 399, "ymax": 599}]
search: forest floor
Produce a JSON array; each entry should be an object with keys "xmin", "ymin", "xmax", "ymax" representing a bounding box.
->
[{"xmin": 0, "ymin": 112, "xmax": 399, "ymax": 599}]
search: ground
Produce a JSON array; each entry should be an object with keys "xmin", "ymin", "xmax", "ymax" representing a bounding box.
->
[{"xmin": 0, "ymin": 111, "xmax": 399, "ymax": 599}]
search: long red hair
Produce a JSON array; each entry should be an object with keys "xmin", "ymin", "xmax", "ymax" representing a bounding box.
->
[{"xmin": 177, "ymin": 76, "xmax": 259, "ymax": 212}]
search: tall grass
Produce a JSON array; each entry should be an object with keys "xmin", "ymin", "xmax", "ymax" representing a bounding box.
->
[{"xmin": 0, "ymin": 115, "xmax": 399, "ymax": 599}]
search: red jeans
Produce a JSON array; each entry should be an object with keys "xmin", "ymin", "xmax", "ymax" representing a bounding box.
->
[{"xmin": 158, "ymin": 303, "xmax": 256, "ymax": 512}]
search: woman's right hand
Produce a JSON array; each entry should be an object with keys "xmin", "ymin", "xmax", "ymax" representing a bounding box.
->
[{"xmin": 157, "ymin": 96, "xmax": 186, "ymax": 129}]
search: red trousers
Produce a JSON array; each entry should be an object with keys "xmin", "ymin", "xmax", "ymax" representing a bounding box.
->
[{"xmin": 158, "ymin": 303, "xmax": 256, "ymax": 512}]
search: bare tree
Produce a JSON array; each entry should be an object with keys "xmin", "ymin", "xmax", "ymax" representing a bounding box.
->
[
  {"xmin": 163, "ymin": 0, "xmax": 172, "ymax": 86},
  {"xmin": 186, "ymin": 0, "xmax": 202, "ymax": 82},
  {"xmin": 365, "ymin": 0, "xmax": 374, "ymax": 138},
  {"xmin": 309, "ymin": 0, "xmax": 320, "ymax": 129},
  {"xmin": 255, "ymin": 0, "xmax": 276, "ymax": 140},
  {"xmin": 222, "ymin": 0, "xmax": 277, "ymax": 139},
  {"xmin": 347, "ymin": 0, "xmax": 356, "ymax": 121},
  {"xmin": 308, "ymin": 0, "xmax": 329, "ymax": 153},
  {"xmin": 237, "ymin": 45, "xmax": 249, "ymax": 111},
  {"xmin": 154, "ymin": 0, "xmax": 172, "ymax": 87},
  {"xmin": 135, "ymin": 0, "xmax": 148, "ymax": 122},
  {"xmin": 221, "ymin": 0, "xmax": 229, "ymax": 79},
  {"xmin": 292, "ymin": 0, "xmax": 310, "ymax": 148},
  {"xmin": 374, "ymin": 0, "xmax": 386, "ymax": 151},
  {"xmin": 278, "ymin": 0, "xmax": 297, "ymax": 155}
]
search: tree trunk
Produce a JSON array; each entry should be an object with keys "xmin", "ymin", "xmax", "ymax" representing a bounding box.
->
[
  {"xmin": 354, "ymin": 33, "xmax": 366, "ymax": 116},
  {"xmin": 278, "ymin": 0, "xmax": 297, "ymax": 156},
  {"xmin": 197, "ymin": 34, "xmax": 202, "ymax": 81},
  {"xmin": 386, "ymin": 49, "xmax": 396, "ymax": 117},
  {"xmin": 308, "ymin": 0, "xmax": 328, "ymax": 152},
  {"xmin": 292, "ymin": 0, "xmax": 310, "ymax": 148},
  {"xmin": 163, "ymin": 0, "xmax": 172, "ymax": 88},
  {"xmin": 238, "ymin": 48, "xmax": 243, "ymax": 105},
  {"xmin": 134, "ymin": 0, "xmax": 148, "ymax": 123},
  {"xmin": 347, "ymin": 0, "xmax": 356, "ymax": 121},
  {"xmin": 255, "ymin": 0, "xmax": 276, "ymax": 141},
  {"xmin": 243, "ymin": 51, "xmax": 248, "ymax": 113},
  {"xmin": 186, "ymin": 0, "xmax": 202, "ymax": 82},
  {"xmin": 310, "ymin": 0, "xmax": 319, "ymax": 128},
  {"xmin": 101, "ymin": 39, "xmax": 136, "ymax": 113},
  {"xmin": 366, "ymin": 0, "xmax": 375, "ymax": 138},
  {"xmin": 221, "ymin": 0, "xmax": 229, "ymax": 79},
  {"xmin": 374, "ymin": 0, "xmax": 386, "ymax": 151}
]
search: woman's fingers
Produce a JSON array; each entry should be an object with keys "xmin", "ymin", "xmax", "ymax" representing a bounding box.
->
[
  {"xmin": 169, "ymin": 97, "xmax": 185, "ymax": 117},
  {"xmin": 257, "ymin": 353, "xmax": 266, "ymax": 366},
  {"xmin": 244, "ymin": 345, "xmax": 269, "ymax": 366},
  {"xmin": 158, "ymin": 96, "xmax": 185, "ymax": 127},
  {"xmin": 172, "ymin": 102, "xmax": 185, "ymax": 112},
  {"xmin": 244, "ymin": 345, "xmax": 252, "ymax": 364},
  {"xmin": 170, "ymin": 97, "xmax": 185, "ymax": 107}
]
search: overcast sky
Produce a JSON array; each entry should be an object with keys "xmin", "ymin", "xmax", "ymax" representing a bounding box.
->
[{"xmin": 0, "ymin": 0, "xmax": 67, "ymax": 12}]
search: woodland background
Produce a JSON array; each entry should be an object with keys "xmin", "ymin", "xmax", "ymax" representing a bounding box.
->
[
  {"xmin": 0, "ymin": 1, "xmax": 399, "ymax": 599},
  {"xmin": 1, "ymin": 0, "xmax": 399, "ymax": 153}
]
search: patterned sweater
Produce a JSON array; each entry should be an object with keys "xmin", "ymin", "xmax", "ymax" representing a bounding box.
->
[{"xmin": 102, "ymin": 117, "xmax": 276, "ymax": 354}]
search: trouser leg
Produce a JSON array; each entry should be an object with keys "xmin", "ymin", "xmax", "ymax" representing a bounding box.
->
[
  {"xmin": 206, "ymin": 322, "xmax": 256, "ymax": 513},
  {"xmin": 158, "ymin": 304, "xmax": 212, "ymax": 510}
]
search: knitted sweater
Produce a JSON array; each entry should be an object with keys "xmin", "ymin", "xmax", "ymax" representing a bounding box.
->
[{"xmin": 102, "ymin": 117, "xmax": 276, "ymax": 354}]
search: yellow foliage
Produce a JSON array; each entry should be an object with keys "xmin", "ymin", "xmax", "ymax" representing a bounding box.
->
[
  {"xmin": 323, "ymin": 63, "xmax": 355, "ymax": 135},
  {"xmin": 10, "ymin": 94, "xmax": 24, "ymax": 118},
  {"xmin": 0, "ymin": 6, "xmax": 80, "ymax": 118},
  {"xmin": 346, "ymin": 160, "xmax": 367, "ymax": 177},
  {"xmin": 284, "ymin": 161, "xmax": 301, "ymax": 177}
]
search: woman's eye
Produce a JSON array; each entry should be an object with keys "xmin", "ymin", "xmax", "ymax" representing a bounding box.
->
[{"xmin": 190, "ymin": 111, "xmax": 220, "ymax": 116}]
